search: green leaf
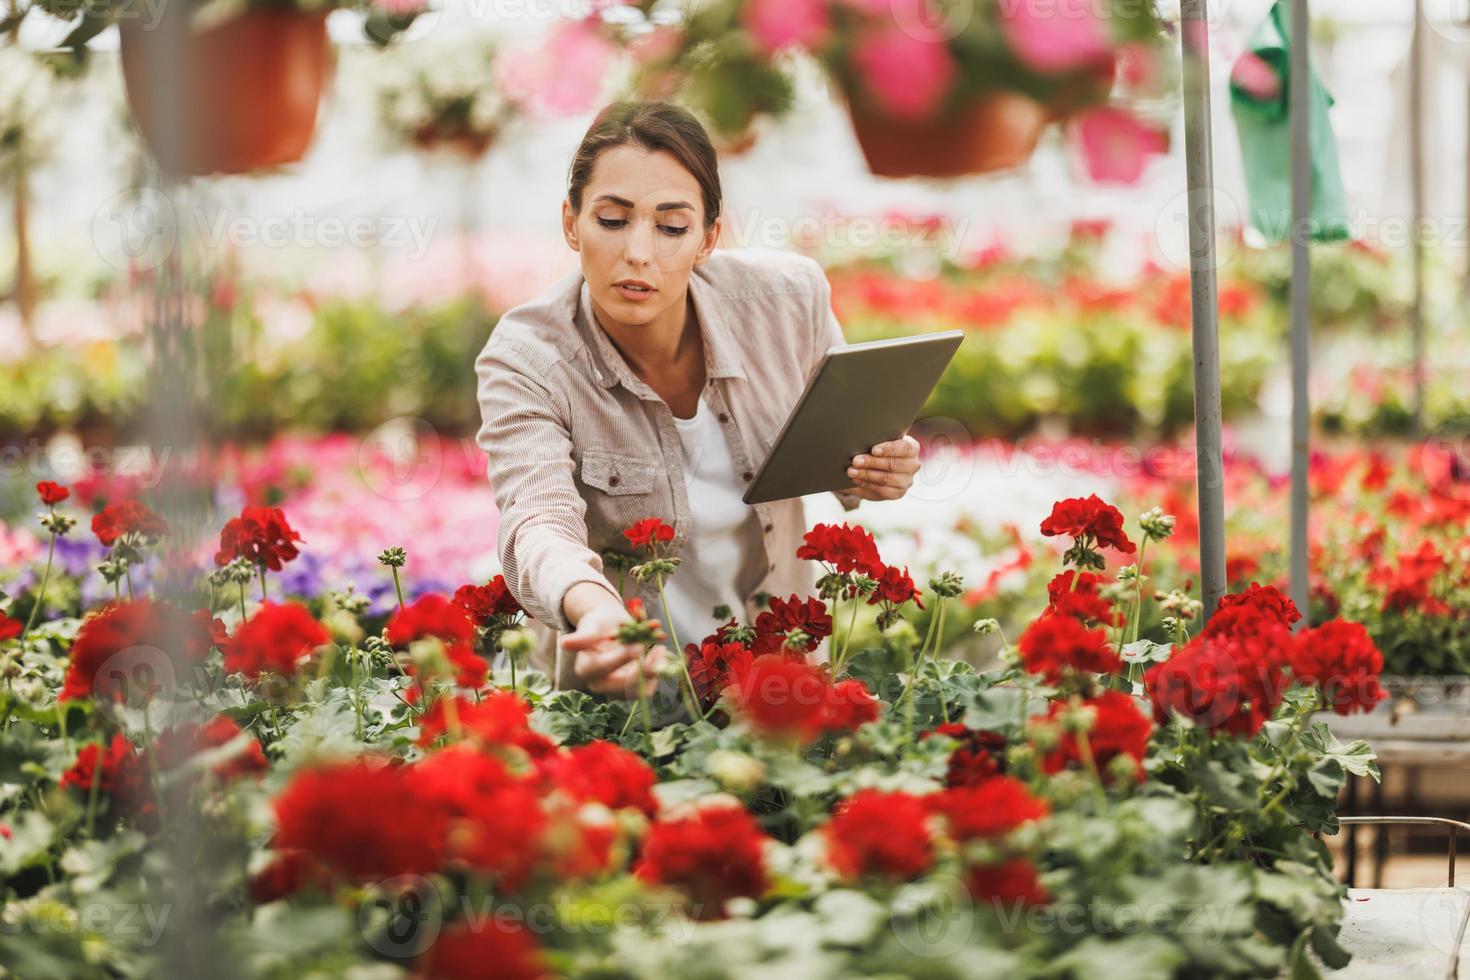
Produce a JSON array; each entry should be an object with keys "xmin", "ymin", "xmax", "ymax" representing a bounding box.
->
[
  {"xmin": 1052, "ymin": 935, "xmax": 1186, "ymax": 980},
  {"xmin": 1120, "ymin": 639, "xmax": 1173, "ymax": 666}
]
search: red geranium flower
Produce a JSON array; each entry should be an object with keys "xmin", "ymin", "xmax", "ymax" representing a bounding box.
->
[
  {"xmin": 272, "ymin": 758, "xmax": 447, "ymax": 881},
  {"xmin": 413, "ymin": 921, "xmax": 550, "ymax": 980},
  {"xmin": 685, "ymin": 637, "xmax": 755, "ymax": 710},
  {"xmin": 869, "ymin": 565, "xmax": 925, "ymax": 610},
  {"xmin": 453, "ymin": 576, "xmax": 523, "ymax": 626},
  {"xmin": 1016, "ymin": 614, "xmax": 1121, "ymax": 681},
  {"xmin": 0, "ymin": 611, "xmax": 20, "ymax": 643},
  {"xmin": 36, "ymin": 480, "xmax": 70, "ymax": 506},
  {"xmin": 929, "ymin": 776, "xmax": 1050, "ymax": 841},
  {"xmin": 725, "ymin": 655, "xmax": 833, "ymax": 745},
  {"xmin": 623, "ymin": 518, "xmax": 675, "ymax": 551},
  {"xmin": 796, "ymin": 523, "xmax": 884, "ymax": 577},
  {"xmin": 1215, "ymin": 582, "xmax": 1302, "ymax": 630},
  {"xmin": 1289, "ymin": 620, "xmax": 1387, "ymax": 715},
  {"xmin": 155, "ymin": 716, "xmax": 268, "ymax": 781},
  {"xmin": 246, "ymin": 849, "xmax": 333, "ymax": 904},
  {"xmin": 753, "ymin": 595, "xmax": 833, "ymax": 655},
  {"xmin": 1040, "ymin": 690, "xmax": 1153, "ymax": 783},
  {"xmin": 545, "ymin": 741, "xmax": 660, "ymax": 819},
  {"xmin": 966, "ymin": 857, "xmax": 1050, "ymax": 908},
  {"xmin": 824, "ymin": 789, "xmax": 935, "ymax": 881},
  {"xmin": 922, "ymin": 723, "xmax": 1007, "ymax": 787},
  {"xmin": 386, "ymin": 594, "xmax": 476, "ymax": 647},
  {"xmin": 222, "ymin": 601, "xmax": 329, "ymax": 679},
  {"xmin": 823, "ymin": 679, "xmax": 880, "ymax": 732},
  {"xmin": 1039, "ymin": 494, "xmax": 1136, "ymax": 554},
  {"xmin": 60, "ymin": 733, "xmax": 155, "ymax": 821},
  {"xmin": 414, "ymin": 745, "xmax": 546, "ymax": 891},
  {"xmin": 417, "ymin": 691, "xmax": 555, "ymax": 759},
  {"xmin": 61, "ymin": 599, "xmax": 216, "ymax": 702},
  {"xmin": 214, "ymin": 505, "xmax": 303, "ymax": 571},
  {"xmin": 91, "ymin": 500, "xmax": 168, "ymax": 548},
  {"xmin": 1044, "ymin": 570, "xmax": 1121, "ymax": 627},
  {"xmin": 635, "ymin": 801, "xmax": 770, "ymax": 919}
]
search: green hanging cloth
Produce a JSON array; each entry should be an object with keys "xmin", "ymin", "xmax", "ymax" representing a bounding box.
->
[{"xmin": 1229, "ymin": 0, "xmax": 1351, "ymax": 243}]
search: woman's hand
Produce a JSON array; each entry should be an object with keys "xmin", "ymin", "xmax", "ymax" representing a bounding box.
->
[
  {"xmin": 844, "ymin": 433, "xmax": 921, "ymax": 501},
  {"xmin": 561, "ymin": 600, "xmax": 671, "ymax": 699}
]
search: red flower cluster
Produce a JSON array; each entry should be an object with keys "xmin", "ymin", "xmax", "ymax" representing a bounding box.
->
[
  {"xmin": 823, "ymin": 789, "xmax": 935, "ymax": 881},
  {"xmin": 452, "ymin": 575, "xmax": 523, "ymax": 627},
  {"xmin": 1146, "ymin": 635, "xmax": 1279, "ymax": 738},
  {"xmin": 1040, "ymin": 691, "xmax": 1153, "ymax": 783},
  {"xmin": 1289, "ymin": 620, "xmax": 1387, "ymax": 715},
  {"xmin": 214, "ymin": 505, "xmax": 304, "ymax": 571},
  {"xmin": 725, "ymin": 655, "xmax": 880, "ymax": 744},
  {"xmin": 686, "ymin": 636, "xmax": 755, "ymax": 710},
  {"xmin": 623, "ymin": 518, "xmax": 675, "ymax": 551},
  {"xmin": 386, "ymin": 594, "xmax": 476, "ymax": 646},
  {"xmin": 155, "ymin": 716, "xmax": 268, "ymax": 781},
  {"xmin": 36, "ymin": 480, "xmax": 69, "ymax": 506},
  {"xmin": 635, "ymin": 801, "xmax": 770, "ymax": 919},
  {"xmin": 1039, "ymin": 494, "xmax": 1136, "ymax": 554},
  {"xmin": 415, "ymin": 746, "xmax": 547, "ymax": 890},
  {"xmin": 922, "ymin": 723, "xmax": 1007, "ymax": 787},
  {"xmin": 797, "ymin": 522, "xmax": 883, "ymax": 576},
  {"xmin": 1214, "ymin": 582, "xmax": 1302, "ymax": 629},
  {"xmin": 544, "ymin": 741, "xmax": 660, "ymax": 819},
  {"xmin": 1044, "ymin": 570, "xmax": 1121, "ymax": 627},
  {"xmin": 966, "ymin": 858, "xmax": 1050, "ymax": 908},
  {"xmin": 61, "ymin": 600, "xmax": 218, "ymax": 702},
  {"xmin": 60, "ymin": 733, "xmax": 155, "ymax": 820},
  {"xmin": 413, "ymin": 922, "xmax": 550, "ymax": 980},
  {"xmin": 1016, "ymin": 614, "xmax": 1121, "ymax": 682},
  {"xmin": 870, "ymin": 564, "xmax": 925, "ymax": 610},
  {"xmin": 928, "ymin": 775, "xmax": 1049, "ymax": 842},
  {"xmin": 91, "ymin": 500, "xmax": 168, "ymax": 548},
  {"xmin": 1371, "ymin": 540, "xmax": 1451, "ymax": 616},
  {"xmin": 752, "ymin": 595, "xmax": 833, "ymax": 655},
  {"xmin": 223, "ymin": 601, "xmax": 330, "ymax": 679},
  {"xmin": 417, "ymin": 692, "xmax": 556, "ymax": 760},
  {"xmin": 0, "ymin": 611, "xmax": 20, "ymax": 643}
]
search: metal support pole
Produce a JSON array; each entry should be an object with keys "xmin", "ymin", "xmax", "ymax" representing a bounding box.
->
[
  {"xmin": 1410, "ymin": 0, "xmax": 1427, "ymax": 436},
  {"xmin": 1288, "ymin": 0, "xmax": 1312, "ymax": 627},
  {"xmin": 1180, "ymin": 0, "xmax": 1228, "ymax": 621}
]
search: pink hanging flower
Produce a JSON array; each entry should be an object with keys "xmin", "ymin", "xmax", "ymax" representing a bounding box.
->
[
  {"xmin": 1000, "ymin": 0, "xmax": 1115, "ymax": 75},
  {"xmin": 851, "ymin": 23, "xmax": 957, "ymax": 121},
  {"xmin": 1230, "ymin": 51, "xmax": 1282, "ymax": 101},
  {"xmin": 1071, "ymin": 107, "xmax": 1167, "ymax": 185},
  {"xmin": 495, "ymin": 19, "xmax": 616, "ymax": 122},
  {"xmin": 743, "ymin": 0, "xmax": 831, "ymax": 55}
]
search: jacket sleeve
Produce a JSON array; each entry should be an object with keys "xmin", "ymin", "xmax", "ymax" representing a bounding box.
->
[
  {"xmin": 475, "ymin": 337, "xmax": 623, "ymax": 633},
  {"xmin": 801, "ymin": 256, "xmax": 864, "ymax": 514}
]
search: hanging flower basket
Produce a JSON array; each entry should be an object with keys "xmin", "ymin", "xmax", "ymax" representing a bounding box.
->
[
  {"xmin": 845, "ymin": 89, "xmax": 1049, "ymax": 179},
  {"xmin": 117, "ymin": 8, "xmax": 331, "ymax": 176}
]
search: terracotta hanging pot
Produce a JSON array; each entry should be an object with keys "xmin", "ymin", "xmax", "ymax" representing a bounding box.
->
[
  {"xmin": 118, "ymin": 8, "xmax": 331, "ymax": 176},
  {"xmin": 846, "ymin": 90, "xmax": 1050, "ymax": 179},
  {"xmin": 410, "ymin": 122, "xmax": 497, "ymax": 160}
]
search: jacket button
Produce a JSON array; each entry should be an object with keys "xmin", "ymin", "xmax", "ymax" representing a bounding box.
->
[
  {"xmin": 763, "ymin": 523, "xmax": 773, "ymax": 533},
  {"xmin": 718, "ymin": 412, "xmax": 730, "ymax": 423},
  {"xmin": 742, "ymin": 471, "xmax": 753, "ymax": 481},
  {"xmin": 608, "ymin": 475, "xmax": 620, "ymax": 487}
]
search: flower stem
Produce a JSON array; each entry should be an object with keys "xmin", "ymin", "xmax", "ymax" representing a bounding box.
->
[
  {"xmin": 83, "ymin": 734, "xmax": 105, "ymax": 838},
  {"xmin": 237, "ymin": 583, "xmax": 248, "ymax": 623},
  {"xmin": 1129, "ymin": 539, "xmax": 1149, "ymax": 647},
  {"xmin": 390, "ymin": 567, "xmax": 405, "ymax": 612},
  {"xmin": 655, "ymin": 573, "xmax": 700, "ymax": 721},
  {"xmin": 21, "ymin": 532, "xmax": 56, "ymax": 640},
  {"xmin": 258, "ymin": 564, "xmax": 269, "ymax": 603},
  {"xmin": 834, "ymin": 586, "xmax": 860, "ymax": 675}
]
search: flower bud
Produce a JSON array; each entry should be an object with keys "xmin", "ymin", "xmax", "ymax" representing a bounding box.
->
[
  {"xmin": 972, "ymin": 618, "xmax": 1001, "ymax": 636},
  {"xmin": 500, "ymin": 626, "xmax": 534, "ymax": 661},
  {"xmin": 377, "ymin": 546, "xmax": 407, "ymax": 568},
  {"xmin": 706, "ymin": 750, "xmax": 766, "ymax": 794},
  {"xmin": 1138, "ymin": 507, "xmax": 1176, "ymax": 542},
  {"xmin": 928, "ymin": 571, "xmax": 965, "ymax": 598}
]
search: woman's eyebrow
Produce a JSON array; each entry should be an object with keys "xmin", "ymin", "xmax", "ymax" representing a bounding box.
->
[{"xmin": 592, "ymin": 194, "xmax": 694, "ymax": 211}]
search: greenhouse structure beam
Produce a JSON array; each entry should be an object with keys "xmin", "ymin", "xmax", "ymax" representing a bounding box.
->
[{"xmin": 1179, "ymin": 0, "xmax": 1228, "ymax": 621}]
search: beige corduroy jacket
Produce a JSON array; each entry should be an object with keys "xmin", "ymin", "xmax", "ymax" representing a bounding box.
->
[{"xmin": 474, "ymin": 246, "xmax": 862, "ymax": 689}]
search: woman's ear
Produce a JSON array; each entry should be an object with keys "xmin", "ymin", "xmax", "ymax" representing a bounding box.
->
[
  {"xmin": 693, "ymin": 215, "xmax": 721, "ymax": 265},
  {"xmin": 561, "ymin": 199, "xmax": 580, "ymax": 253}
]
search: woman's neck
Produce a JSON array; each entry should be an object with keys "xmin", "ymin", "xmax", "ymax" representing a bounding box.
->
[{"xmin": 590, "ymin": 290, "xmax": 706, "ymax": 405}]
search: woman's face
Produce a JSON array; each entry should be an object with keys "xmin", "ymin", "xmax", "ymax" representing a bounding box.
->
[{"xmin": 563, "ymin": 144, "xmax": 721, "ymax": 328}]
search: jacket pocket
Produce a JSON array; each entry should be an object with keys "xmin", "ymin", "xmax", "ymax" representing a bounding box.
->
[{"xmin": 580, "ymin": 449, "xmax": 658, "ymax": 496}]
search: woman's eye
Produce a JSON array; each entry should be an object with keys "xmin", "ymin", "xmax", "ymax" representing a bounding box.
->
[
  {"xmin": 596, "ymin": 217, "xmax": 627, "ymax": 230},
  {"xmin": 660, "ymin": 225, "xmax": 690, "ymax": 237},
  {"xmin": 594, "ymin": 216, "xmax": 688, "ymax": 237}
]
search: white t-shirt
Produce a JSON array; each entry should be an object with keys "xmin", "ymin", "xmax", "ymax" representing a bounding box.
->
[{"xmin": 661, "ymin": 393, "xmax": 764, "ymax": 654}]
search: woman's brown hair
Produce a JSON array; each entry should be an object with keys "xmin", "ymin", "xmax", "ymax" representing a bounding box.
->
[{"xmin": 567, "ymin": 101, "xmax": 723, "ymax": 230}]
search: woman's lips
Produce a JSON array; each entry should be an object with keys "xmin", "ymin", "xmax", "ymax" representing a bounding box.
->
[{"xmin": 614, "ymin": 283, "xmax": 656, "ymax": 302}]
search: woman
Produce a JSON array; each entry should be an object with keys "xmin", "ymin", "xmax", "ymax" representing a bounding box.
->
[{"xmin": 474, "ymin": 100, "xmax": 921, "ymax": 702}]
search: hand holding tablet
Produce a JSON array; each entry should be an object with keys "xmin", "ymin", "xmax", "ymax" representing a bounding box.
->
[{"xmin": 742, "ymin": 330, "xmax": 965, "ymax": 505}]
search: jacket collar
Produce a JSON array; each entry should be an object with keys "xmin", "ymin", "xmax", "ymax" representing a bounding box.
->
[{"xmin": 576, "ymin": 265, "xmax": 748, "ymax": 394}]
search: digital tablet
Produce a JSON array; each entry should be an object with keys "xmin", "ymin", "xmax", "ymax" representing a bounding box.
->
[{"xmin": 742, "ymin": 330, "xmax": 965, "ymax": 505}]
